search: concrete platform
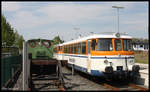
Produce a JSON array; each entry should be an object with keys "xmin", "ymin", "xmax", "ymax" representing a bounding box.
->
[{"xmin": 135, "ymin": 63, "xmax": 149, "ymax": 88}]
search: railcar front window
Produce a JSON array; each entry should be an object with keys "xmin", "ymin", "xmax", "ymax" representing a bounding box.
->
[
  {"xmin": 123, "ymin": 39, "xmax": 133, "ymax": 51},
  {"xmin": 115, "ymin": 39, "xmax": 121, "ymax": 51},
  {"xmin": 97, "ymin": 39, "xmax": 113, "ymax": 51}
]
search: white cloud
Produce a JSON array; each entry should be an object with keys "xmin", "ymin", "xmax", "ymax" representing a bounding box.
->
[
  {"xmin": 121, "ymin": 12, "xmax": 148, "ymax": 32},
  {"xmin": 12, "ymin": 11, "xmax": 45, "ymax": 29},
  {"xmin": 2, "ymin": 2, "xmax": 148, "ymax": 40},
  {"xmin": 2, "ymin": 2, "xmax": 21, "ymax": 12},
  {"xmin": 6, "ymin": 2, "xmax": 136, "ymax": 30},
  {"xmin": 36, "ymin": 4, "xmax": 112, "ymax": 23},
  {"xmin": 9, "ymin": 4, "xmax": 114, "ymax": 30}
]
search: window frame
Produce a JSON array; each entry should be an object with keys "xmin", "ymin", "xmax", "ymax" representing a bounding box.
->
[
  {"xmin": 81, "ymin": 41, "xmax": 87, "ymax": 54},
  {"xmin": 114, "ymin": 39, "xmax": 122, "ymax": 51},
  {"xmin": 96, "ymin": 38, "xmax": 113, "ymax": 51}
]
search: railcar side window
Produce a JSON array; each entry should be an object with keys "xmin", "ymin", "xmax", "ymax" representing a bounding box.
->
[
  {"xmin": 123, "ymin": 39, "xmax": 133, "ymax": 51},
  {"xmin": 73, "ymin": 44, "xmax": 77, "ymax": 54},
  {"xmin": 66, "ymin": 46, "xmax": 67, "ymax": 53},
  {"xmin": 64, "ymin": 46, "xmax": 66, "ymax": 53},
  {"xmin": 65, "ymin": 46, "xmax": 67, "ymax": 53},
  {"xmin": 60, "ymin": 46, "xmax": 62, "ymax": 51},
  {"xmin": 71, "ymin": 45, "xmax": 73, "ymax": 54},
  {"xmin": 67, "ymin": 45, "xmax": 69, "ymax": 53},
  {"xmin": 115, "ymin": 39, "xmax": 121, "ymax": 51},
  {"xmin": 68, "ymin": 45, "xmax": 70, "ymax": 53},
  {"xmin": 82, "ymin": 42, "xmax": 86, "ymax": 54},
  {"xmin": 91, "ymin": 39, "xmax": 96, "ymax": 51},
  {"xmin": 97, "ymin": 39, "xmax": 112, "ymax": 51},
  {"xmin": 77, "ymin": 43, "xmax": 81, "ymax": 54}
]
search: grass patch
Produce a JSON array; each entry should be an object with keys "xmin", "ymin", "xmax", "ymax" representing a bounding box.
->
[{"xmin": 134, "ymin": 51, "xmax": 149, "ymax": 64}]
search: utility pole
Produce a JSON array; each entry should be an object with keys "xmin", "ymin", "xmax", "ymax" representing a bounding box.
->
[{"xmin": 112, "ymin": 6, "xmax": 124, "ymax": 33}]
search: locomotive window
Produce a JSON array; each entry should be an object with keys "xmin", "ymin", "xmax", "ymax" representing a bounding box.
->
[
  {"xmin": 115, "ymin": 39, "xmax": 121, "ymax": 51},
  {"xmin": 123, "ymin": 39, "xmax": 133, "ymax": 51},
  {"xmin": 82, "ymin": 42, "xmax": 86, "ymax": 54},
  {"xmin": 29, "ymin": 41, "xmax": 36, "ymax": 48},
  {"xmin": 97, "ymin": 39, "xmax": 113, "ymax": 51},
  {"xmin": 42, "ymin": 41, "xmax": 51, "ymax": 48},
  {"xmin": 39, "ymin": 41, "xmax": 41, "ymax": 46},
  {"xmin": 35, "ymin": 41, "xmax": 39, "ymax": 46}
]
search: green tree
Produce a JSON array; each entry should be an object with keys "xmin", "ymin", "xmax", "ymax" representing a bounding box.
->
[
  {"xmin": 2, "ymin": 15, "xmax": 24, "ymax": 56},
  {"xmin": 132, "ymin": 38, "xmax": 149, "ymax": 43},
  {"xmin": 2, "ymin": 15, "xmax": 15, "ymax": 46},
  {"xmin": 14, "ymin": 30, "xmax": 24, "ymax": 49},
  {"xmin": 52, "ymin": 36, "xmax": 64, "ymax": 45},
  {"xmin": 17, "ymin": 35, "xmax": 24, "ymax": 49}
]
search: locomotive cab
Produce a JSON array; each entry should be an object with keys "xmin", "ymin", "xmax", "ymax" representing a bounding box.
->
[{"xmin": 27, "ymin": 39, "xmax": 56, "ymax": 75}]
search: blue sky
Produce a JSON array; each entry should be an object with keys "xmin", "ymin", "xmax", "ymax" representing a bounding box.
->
[{"xmin": 2, "ymin": 1, "xmax": 149, "ymax": 41}]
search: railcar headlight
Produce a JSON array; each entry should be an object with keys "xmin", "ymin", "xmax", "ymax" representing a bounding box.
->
[
  {"xmin": 104, "ymin": 60, "xmax": 109, "ymax": 65},
  {"xmin": 129, "ymin": 60, "xmax": 134, "ymax": 65}
]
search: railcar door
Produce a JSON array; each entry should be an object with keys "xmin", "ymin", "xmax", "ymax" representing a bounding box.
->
[{"xmin": 87, "ymin": 39, "xmax": 91, "ymax": 73}]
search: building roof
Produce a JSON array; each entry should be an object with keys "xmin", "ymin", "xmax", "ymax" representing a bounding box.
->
[{"xmin": 132, "ymin": 42, "xmax": 149, "ymax": 45}]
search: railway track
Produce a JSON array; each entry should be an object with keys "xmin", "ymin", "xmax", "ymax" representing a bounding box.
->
[
  {"xmin": 11, "ymin": 64, "xmax": 148, "ymax": 91},
  {"xmin": 30, "ymin": 74, "xmax": 66, "ymax": 91},
  {"xmin": 29, "ymin": 60, "xmax": 66, "ymax": 91},
  {"xmin": 64, "ymin": 65, "xmax": 149, "ymax": 91},
  {"xmin": 102, "ymin": 82, "xmax": 148, "ymax": 91}
]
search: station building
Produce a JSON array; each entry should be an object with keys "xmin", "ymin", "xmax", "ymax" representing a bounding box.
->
[{"xmin": 132, "ymin": 42, "xmax": 149, "ymax": 51}]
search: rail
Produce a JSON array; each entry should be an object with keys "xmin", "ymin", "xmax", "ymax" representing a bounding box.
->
[
  {"xmin": 103, "ymin": 83, "xmax": 119, "ymax": 91},
  {"xmin": 128, "ymin": 83, "xmax": 148, "ymax": 91}
]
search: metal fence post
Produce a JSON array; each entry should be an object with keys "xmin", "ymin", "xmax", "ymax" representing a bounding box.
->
[
  {"xmin": 23, "ymin": 41, "xmax": 25, "ymax": 90},
  {"xmin": 23, "ymin": 41, "xmax": 27, "ymax": 90}
]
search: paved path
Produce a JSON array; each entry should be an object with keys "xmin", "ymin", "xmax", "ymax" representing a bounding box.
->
[{"xmin": 135, "ymin": 63, "xmax": 149, "ymax": 87}]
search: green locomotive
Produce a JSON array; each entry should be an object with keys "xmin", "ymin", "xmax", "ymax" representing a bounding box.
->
[
  {"xmin": 27, "ymin": 39, "xmax": 57, "ymax": 74},
  {"xmin": 27, "ymin": 39, "xmax": 53, "ymax": 60},
  {"xmin": 27, "ymin": 39, "xmax": 64, "ymax": 85}
]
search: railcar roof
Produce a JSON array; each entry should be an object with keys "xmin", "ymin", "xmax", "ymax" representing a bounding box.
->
[{"xmin": 55, "ymin": 32, "xmax": 132, "ymax": 46}]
